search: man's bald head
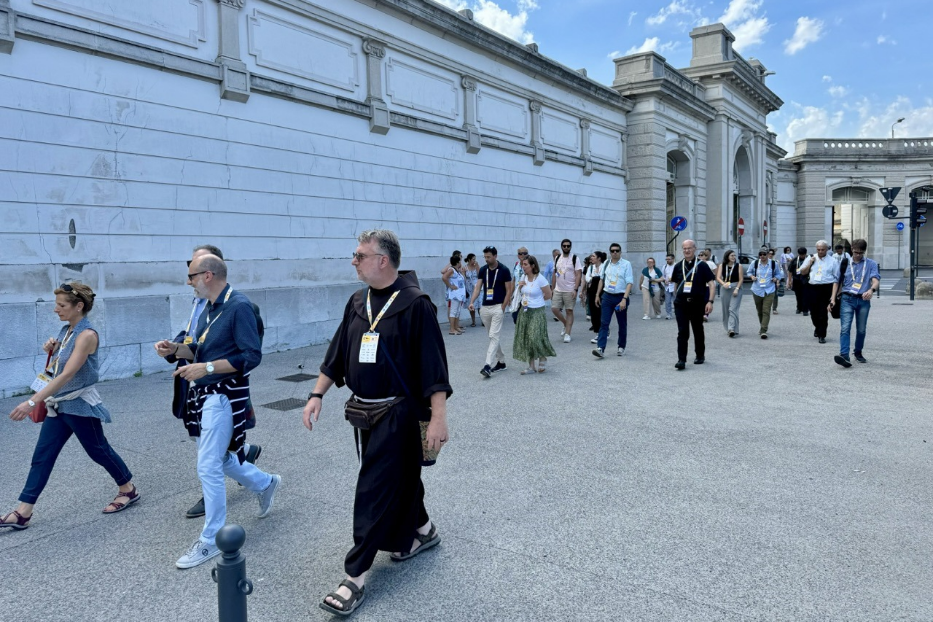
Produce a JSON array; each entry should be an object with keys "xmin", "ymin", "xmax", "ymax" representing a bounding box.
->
[{"xmin": 192, "ymin": 254, "xmax": 227, "ymax": 280}]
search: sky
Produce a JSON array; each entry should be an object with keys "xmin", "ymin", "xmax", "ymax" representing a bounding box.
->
[{"xmin": 429, "ymin": 0, "xmax": 933, "ymax": 154}]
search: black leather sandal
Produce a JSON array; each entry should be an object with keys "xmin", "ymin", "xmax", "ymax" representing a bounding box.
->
[
  {"xmin": 390, "ymin": 524, "xmax": 441, "ymax": 561},
  {"xmin": 319, "ymin": 579, "xmax": 366, "ymax": 617}
]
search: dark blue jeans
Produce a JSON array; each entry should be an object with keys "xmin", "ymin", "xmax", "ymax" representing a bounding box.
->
[
  {"xmin": 20, "ymin": 412, "xmax": 133, "ymax": 504},
  {"xmin": 597, "ymin": 292, "xmax": 629, "ymax": 350},
  {"xmin": 839, "ymin": 294, "xmax": 870, "ymax": 356}
]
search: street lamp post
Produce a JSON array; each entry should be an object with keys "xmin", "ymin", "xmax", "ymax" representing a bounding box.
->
[{"xmin": 891, "ymin": 117, "xmax": 905, "ymax": 138}]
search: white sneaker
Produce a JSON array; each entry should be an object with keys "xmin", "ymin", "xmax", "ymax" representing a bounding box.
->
[
  {"xmin": 590, "ymin": 337, "xmax": 598, "ymax": 344},
  {"xmin": 258, "ymin": 474, "xmax": 281, "ymax": 518},
  {"xmin": 642, "ymin": 315, "xmax": 649, "ymax": 320},
  {"xmin": 560, "ymin": 327, "xmax": 566, "ymax": 336},
  {"xmin": 592, "ymin": 348, "xmax": 604, "ymax": 358},
  {"xmin": 665, "ymin": 315, "xmax": 672, "ymax": 320},
  {"xmin": 656, "ymin": 314, "xmax": 662, "ymax": 319},
  {"xmin": 563, "ymin": 334, "xmax": 571, "ymax": 343},
  {"xmin": 617, "ymin": 347, "xmax": 625, "ymax": 356},
  {"xmin": 176, "ymin": 538, "xmax": 221, "ymax": 569}
]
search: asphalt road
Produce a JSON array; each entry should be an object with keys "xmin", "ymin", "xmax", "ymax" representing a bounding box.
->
[{"xmin": 1, "ymin": 293, "xmax": 931, "ymax": 621}]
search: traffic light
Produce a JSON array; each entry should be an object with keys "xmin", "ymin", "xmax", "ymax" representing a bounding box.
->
[{"xmin": 911, "ymin": 199, "xmax": 928, "ymax": 228}]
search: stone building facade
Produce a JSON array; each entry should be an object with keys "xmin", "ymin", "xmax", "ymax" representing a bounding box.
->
[
  {"xmin": 0, "ymin": 0, "xmax": 631, "ymax": 395},
  {"xmin": 783, "ymin": 138, "xmax": 933, "ymax": 268}
]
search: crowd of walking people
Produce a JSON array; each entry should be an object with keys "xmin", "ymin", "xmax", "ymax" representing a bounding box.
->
[{"xmin": 442, "ymin": 236, "xmax": 880, "ymax": 373}]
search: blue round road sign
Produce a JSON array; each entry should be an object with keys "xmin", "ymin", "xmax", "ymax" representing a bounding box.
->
[
  {"xmin": 896, "ymin": 222, "xmax": 905, "ymax": 231},
  {"xmin": 670, "ymin": 216, "xmax": 688, "ymax": 232}
]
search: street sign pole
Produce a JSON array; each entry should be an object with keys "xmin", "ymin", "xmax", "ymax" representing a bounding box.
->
[{"xmin": 909, "ymin": 192, "xmax": 916, "ymax": 300}]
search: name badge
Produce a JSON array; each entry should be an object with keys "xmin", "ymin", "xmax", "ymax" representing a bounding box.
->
[
  {"xmin": 815, "ymin": 269, "xmax": 822, "ymax": 279},
  {"xmin": 850, "ymin": 281, "xmax": 862, "ymax": 294},
  {"xmin": 683, "ymin": 281, "xmax": 693, "ymax": 294},
  {"xmin": 359, "ymin": 332, "xmax": 379, "ymax": 364},
  {"xmin": 31, "ymin": 373, "xmax": 52, "ymax": 393},
  {"xmin": 758, "ymin": 277, "xmax": 767, "ymax": 284},
  {"xmin": 183, "ymin": 336, "xmax": 194, "ymax": 345},
  {"xmin": 608, "ymin": 278, "xmax": 618, "ymax": 287},
  {"xmin": 485, "ymin": 288, "xmax": 494, "ymax": 301}
]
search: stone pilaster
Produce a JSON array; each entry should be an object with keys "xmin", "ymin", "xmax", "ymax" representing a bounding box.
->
[
  {"xmin": 580, "ymin": 119, "xmax": 593, "ymax": 176},
  {"xmin": 0, "ymin": 0, "xmax": 15, "ymax": 55},
  {"xmin": 216, "ymin": 0, "xmax": 250, "ymax": 102},
  {"xmin": 363, "ymin": 39, "xmax": 390, "ymax": 135},
  {"xmin": 461, "ymin": 76, "xmax": 481, "ymax": 154},
  {"xmin": 529, "ymin": 100, "xmax": 545, "ymax": 166}
]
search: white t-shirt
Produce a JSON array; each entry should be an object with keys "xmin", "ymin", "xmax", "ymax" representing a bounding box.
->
[{"xmin": 520, "ymin": 274, "xmax": 549, "ymax": 309}]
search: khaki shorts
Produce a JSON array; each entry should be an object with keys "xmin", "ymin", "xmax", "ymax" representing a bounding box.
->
[{"xmin": 552, "ymin": 290, "xmax": 576, "ymax": 311}]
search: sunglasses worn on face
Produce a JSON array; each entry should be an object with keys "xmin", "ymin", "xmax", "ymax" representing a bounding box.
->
[
  {"xmin": 352, "ymin": 252, "xmax": 385, "ymax": 262},
  {"xmin": 188, "ymin": 271, "xmax": 208, "ymax": 280}
]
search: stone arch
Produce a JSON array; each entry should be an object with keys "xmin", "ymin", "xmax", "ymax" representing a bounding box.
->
[
  {"xmin": 665, "ymin": 145, "xmax": 693, "ymax": 252},
  {"xmin": 731, "ymin": 144, "xmax": 754, "ymax": 250}
]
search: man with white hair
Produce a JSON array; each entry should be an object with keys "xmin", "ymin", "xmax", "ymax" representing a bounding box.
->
[{"xmin": 797, "ymin": 240, "xmax": 839, "ymax": 344}]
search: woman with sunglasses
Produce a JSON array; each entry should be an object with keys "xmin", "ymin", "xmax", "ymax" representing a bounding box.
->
[{"xmin": 2, "ymin": 282, "xmax": 138, "ymax": 530}]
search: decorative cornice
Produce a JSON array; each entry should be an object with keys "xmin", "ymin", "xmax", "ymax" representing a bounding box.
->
[
  {"xmin": 529, "ymin": 100, "xmax": 541, "ymax": 113},
  {"xmin": 362, "ymin": 39, "xmax": 385, "ymax": 58},
  {"xmin": 219, "ymin": 0, "xmax": 246, "ymax": 8},
  {"xmin": 461, "ymin": 76, "xmax": 477, "ymax": 91}
]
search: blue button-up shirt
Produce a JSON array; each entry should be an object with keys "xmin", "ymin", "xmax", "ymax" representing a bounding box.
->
[
  {"xmin": 599, "ymin": 258, "xmax": 634, "ymax": 295},
  {"xmin": 189, "ymin": 284, "xmax": 262, "ymax": 386},
  {"xmin": 841, "ymin": 258, "xmax": 880, "ymax": 295},
  {"xmin": 747, "ymin": 259, "xmax": 784, "ymax": 296}
]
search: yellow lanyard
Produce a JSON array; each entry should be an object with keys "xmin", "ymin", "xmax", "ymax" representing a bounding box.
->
[
  {"xmin": 198, "ymin": 288, "xmax": 233, "ymax": 345},
  {"xmin": 366, "ymin": 290, "xmax": 400, "ymax": 332}
]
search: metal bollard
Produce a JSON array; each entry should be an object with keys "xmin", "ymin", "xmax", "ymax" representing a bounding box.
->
[{"xmin": 211, "ymin": 525, "xmax": 253, "ymax": 622}]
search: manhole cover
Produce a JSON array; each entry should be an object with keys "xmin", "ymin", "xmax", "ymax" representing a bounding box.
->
[
  {"xmin": 276, "ymin": 373, "xmax": 318, "ymax": 383},
  {"xmin": 260, "ymin": 398, "xmax": 307, "ymax": 411}
]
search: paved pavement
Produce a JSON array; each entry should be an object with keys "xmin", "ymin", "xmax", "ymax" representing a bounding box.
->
[{"xmin": 1, "ymin": 291, "xmax": 931, "ymax": 621}]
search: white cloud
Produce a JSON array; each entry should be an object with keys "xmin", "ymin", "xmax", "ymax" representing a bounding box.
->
[
  {"xmin": 778, "ymin": 104, "xmax": 845, "ymax": 152},
  {"xmin": 429, "ymin": 0, "xmax": 538, "ymax": 44},
  {"xmin": 623, "ymin": 37, "xmax": 679, "ymax": 56},
  {"xmin": 717, "ymin": 0, "xmax": 770, "ymax": 52},
  {"xmin": 628, "ymin": 11, "xmax": 637, "ymax": 26},
  {"xmin": 828, "ymin": 85, "xmax": 849, "ymax": 98},
  {"xmin": 822, "ymin": 75, "xmax": 833, "ymax": 83},
  {"xmin": 607, "ymin": 50, "xmax": 621, "ymax": 59},
  {"xmin": 877, "ymin": 35, "xmax": 897, "ymax": 45},
  {"xmin": 646, "ymin": 1, "xmax": 700, "ymax": 26},
  {"xmin": 784, "ymin": 16, "xmax": 824, "ymax": 55},
  {"xmin": 854, "ymin": 96, "xmax": 933, "ymax": 138}
]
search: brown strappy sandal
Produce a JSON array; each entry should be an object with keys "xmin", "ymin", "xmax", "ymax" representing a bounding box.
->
[
  {"xmin": 102, "ymin": 484, "xmax": 141, "ymax": 514},
  {"xmin": 0, "ymin": 510, "xmax": 31, "ymax": 530}
]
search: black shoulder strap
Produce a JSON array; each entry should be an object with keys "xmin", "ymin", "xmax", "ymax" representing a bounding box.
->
[{"xmin": 838, "ymin": 258, "xmax": 848, "ymax": 285}]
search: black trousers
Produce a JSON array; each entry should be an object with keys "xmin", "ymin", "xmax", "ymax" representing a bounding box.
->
[
  {"xmin": 808, "ymin": 284, "xmax": 834, "ymax": 339},
  {"xmin": 586, "ymin": 279, "xmax": 601, "ymax": 332},
  {"xmin": 674, "ymin": 299, "xmax": 706, "ymax": 361},
  {"xmin": 346, "ymin": 403, "xmax": 428, "ymax": 576},
  {"xmin": 793, "ymin": 279, "xmax": 809, "ymax": 313}
]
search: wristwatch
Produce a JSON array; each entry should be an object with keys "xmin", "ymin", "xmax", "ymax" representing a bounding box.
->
[
  {"xmin": 27, "ymin": 399, "xmax": 36, "ymax": 407},
  {"xmin": 205, "ymin": 362, "xmax": 215, "ymax": 374},
  {"xmin": 308, "ymin": 392, "xmax": 324, "ymax": 401}
]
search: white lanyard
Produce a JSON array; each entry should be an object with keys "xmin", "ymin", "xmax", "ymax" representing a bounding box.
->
[
  {"xmin": 50, "ymin": 327, "xmax": 76, "ymax": 377},
  {"xmin": 485, "ymin": 267, "xmax": 498, "ymax": 289},
  {"xmin": 849, "ymin": 260, "xmax": 866, "ymax": 285},
  {"xmin": 725, "ymin": 263, "xmax": 735, "ymax": 282}
]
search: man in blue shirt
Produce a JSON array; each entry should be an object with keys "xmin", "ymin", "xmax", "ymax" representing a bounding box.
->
[
  {"xmin": 746, "ymin": 249, "xmax": 785, "ymax": 339},
  {"xmin": 592, "ymin": 243, "xmax": 634, "ymax": 358},
  {"xmin": 830, "ymin": 239, "xmax": 881, "ymax": 367},
  {"xmin": 155, "ymin": 255, "xmax": 281, "ymax": 568}
]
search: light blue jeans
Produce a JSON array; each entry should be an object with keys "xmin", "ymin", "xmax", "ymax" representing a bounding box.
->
[
  {"xmin": 839, "ymin": 295, "xmax": 870, "ymax": 357},
  {"xmin": 664, "ymin": 288, "xmax": 674, "ymax": 317},
  {"xmin": 197, "ymin": 394, "xmax": 272, "ymax": 544}
]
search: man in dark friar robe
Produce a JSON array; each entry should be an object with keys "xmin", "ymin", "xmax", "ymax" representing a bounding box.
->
[{"xmin": 303, "ymin": 229, "xmax": 452, "ymax": 617}]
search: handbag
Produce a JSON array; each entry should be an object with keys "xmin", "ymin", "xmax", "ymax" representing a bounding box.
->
[
  {"xmin": 777, "ymin": 281, "xmax": 786, "ymax": 297},
  {"xmin": 29, "ymin": 351, "xmax": 54, "ymax": 424}
]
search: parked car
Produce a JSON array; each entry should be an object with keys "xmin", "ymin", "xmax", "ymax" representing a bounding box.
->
[{"xmin": 737, "ymin": 253, "xmax": 756, "ymax": 282}]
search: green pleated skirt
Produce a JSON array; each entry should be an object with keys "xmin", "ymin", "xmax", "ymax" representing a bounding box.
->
[{"xmin": 512, "ymin": 306, "xmax": 557, "ymax": 361}]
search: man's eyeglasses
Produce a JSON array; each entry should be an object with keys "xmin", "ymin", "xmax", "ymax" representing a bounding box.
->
[
  {"xmin": 188, "ymin": 271, "xmax": 208, "ymax": 280},
  {"xmin": 352, "ymin": 252, "xmax": 385, "ymax": 262},
  {"xmin": 852, "ymin": 250, "xmax": 865, "ymax": 255},
  {"xmin": 518, "ymin": 251, "xmax": 528, "ymax": 256},
  {"xmin": 561, "ymin": 245, "xmax": 571, "ymax": 248},
  {"xmin": 610, "ymin": 249, "xmax": 621, "ymax": 253}
]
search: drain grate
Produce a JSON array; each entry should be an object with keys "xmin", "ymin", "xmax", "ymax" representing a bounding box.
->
[
  {"xmin": 276, "ymin": 373, "xmax": 318, "ymax": 383},
  {"xmin": 260, "ymin": 397, "xmax": 307, "ymax": 411}
]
